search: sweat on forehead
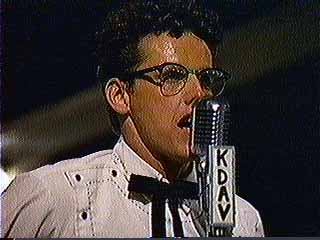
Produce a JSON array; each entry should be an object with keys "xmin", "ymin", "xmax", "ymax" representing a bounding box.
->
[{"xmin": 136, "ymin": 32, "xmax": 214, "ymax": 71}]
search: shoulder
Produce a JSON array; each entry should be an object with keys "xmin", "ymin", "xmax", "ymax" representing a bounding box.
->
[
  {"xmin": 29, "ymin": 149, "xmax": 114, "ymax": 177},
  {"xmin": 17, "ymin": 149, "xmax": 113, "ymax": 184},
  {"xmin": 235, "ymin": 194, "xmax": 260, "ymax": 217},
  {"xmin": 1, "ymin": 149, "xmax": 119, "ymax": 237},
  {"xmin": 13, "ymin": 149, "xmax": 117, "ymax": 196},
  {"xmin": 234, "ymin": 194, "xmax": 264, "ymax": 237}
]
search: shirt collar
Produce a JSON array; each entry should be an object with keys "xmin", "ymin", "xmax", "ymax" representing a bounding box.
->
[
  {"xmin": 113, "ymin": 136, "xmax": 167, "ymax": 182},
  {"xmin": 112, "ymin": 136, "xmax": 196, "ymax": 214}
]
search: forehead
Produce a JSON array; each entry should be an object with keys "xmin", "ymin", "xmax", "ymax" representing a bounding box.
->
[{"xmin": 136, "ymin": 32, "xmax": 214, "ymax": 70}]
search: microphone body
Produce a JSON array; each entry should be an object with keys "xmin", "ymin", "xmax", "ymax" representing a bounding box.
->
[{"xmin": 191, "ymin": 98, "xmax": 236, "ymax": 237}]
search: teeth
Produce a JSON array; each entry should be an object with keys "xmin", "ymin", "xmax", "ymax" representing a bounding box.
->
[
  {"xmin": 184, "ymin": 119, "xmax": 191, "ymax": 128},
  {"xmin": 178, "ymin": 115, "xmax": 192, "ymax": 129}
]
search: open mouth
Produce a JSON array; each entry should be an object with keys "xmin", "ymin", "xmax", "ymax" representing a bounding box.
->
[{"xmin": 177, "ymin": 114, "xmax": 192, "ymax": 129}]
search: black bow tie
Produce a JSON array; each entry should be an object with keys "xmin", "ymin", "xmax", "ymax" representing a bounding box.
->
[{"xmin": 128, "ymin": 174, "xmax": 199, "ymax": 237}]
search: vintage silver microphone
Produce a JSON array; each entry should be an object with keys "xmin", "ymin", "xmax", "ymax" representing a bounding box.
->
[{"xmin": 191, "ymin": 98, "xmax": 236, "ymax": 237}]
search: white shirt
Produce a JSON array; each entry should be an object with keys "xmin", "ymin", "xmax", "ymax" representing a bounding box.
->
[{"xmin": 1, "ymin": 137, "xmax": 264, "ymax": 237}]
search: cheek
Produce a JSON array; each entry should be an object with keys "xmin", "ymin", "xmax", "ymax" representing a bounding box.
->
[
  {"xmin": 130, "ymin": 85, "xmax": 178, "ymax": 133},
  {"xmin": 134, "ymin": 96, "xmax": 168, "ymax": 129}
]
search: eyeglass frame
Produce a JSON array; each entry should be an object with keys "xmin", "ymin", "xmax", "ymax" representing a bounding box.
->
[{"xmin": 121, "ymin": 62, "xmax": 231, "ymax": 96}]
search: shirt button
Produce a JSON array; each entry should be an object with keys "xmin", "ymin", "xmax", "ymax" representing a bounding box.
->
[
  {"xmin": 81, "ymin": 211, "xmax": 88, "ymax": 220},
  {"xmin": 111, "ymin": 170, "xmax": 117, "ymax": 177},
  {"xmin": 75, "ymin": 174, "xmax": 82, "ymax": 182}
]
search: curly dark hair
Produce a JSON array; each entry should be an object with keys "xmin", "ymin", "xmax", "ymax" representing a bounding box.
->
[{"xmin": 96, "ymin": 0, "xmax": 222, "ymax": 135}]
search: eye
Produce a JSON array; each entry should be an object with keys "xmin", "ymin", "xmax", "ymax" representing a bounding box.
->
[
  {"xmin": 199, "ymin": 70, "xmax": 227, "ymax": 96},
  {"xmin": 161, "ymin": 65, "xmax": 186, "ymax": 82},
  {"xmin": 198, "ymin": 71, "xmax": 212, "ymax": 90}
]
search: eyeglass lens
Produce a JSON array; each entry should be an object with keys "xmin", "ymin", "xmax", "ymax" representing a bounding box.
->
[
  {"xmin": 198, "ymin": 69, "xmax": 226, "ymax": 96},
  {"xmin": 160, "ymin": 64, "xmax": 226, "ymax": 96},
  {"xmin": 161, "ymin": 65, "xmax": 187, "ymax": 95}
]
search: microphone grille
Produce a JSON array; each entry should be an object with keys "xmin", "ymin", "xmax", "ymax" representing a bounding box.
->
[{"xmin": 191, "ymin": 99, "xmax": 230, "ymax": 153}]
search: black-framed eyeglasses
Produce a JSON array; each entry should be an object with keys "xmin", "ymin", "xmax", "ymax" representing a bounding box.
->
[{"xmin": 124, "ymin": 62, "xmax": 231, "ymax": 96}]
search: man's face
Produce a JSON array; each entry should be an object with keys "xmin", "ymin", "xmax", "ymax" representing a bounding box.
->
[{"xmin": 125, "ymin": 32, "xmax": 214, "ymax": 170}]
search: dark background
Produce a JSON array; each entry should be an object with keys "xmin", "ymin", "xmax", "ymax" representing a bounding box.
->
[{"xmin": 2, "ymin": 0, "xmax": 320, "ymax": 236}]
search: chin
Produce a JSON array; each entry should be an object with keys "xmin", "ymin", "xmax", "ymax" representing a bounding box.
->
[
  {"xmin": 172, "ymin": 144, "xmax": 194, "ymax": 165},
  {"xmin": 157, "ymin": 144, "xmax": 195, "ymax": 179}
]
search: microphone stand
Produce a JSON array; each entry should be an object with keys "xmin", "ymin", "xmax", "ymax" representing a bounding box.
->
[{"xmin": 192, "ymin": 98, "xmax": 235, "ymax": 237}]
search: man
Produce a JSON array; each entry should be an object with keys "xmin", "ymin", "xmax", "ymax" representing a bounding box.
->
[{"xmin": 1, "ymin": 0, "xmax": 264, "ymax": 237}]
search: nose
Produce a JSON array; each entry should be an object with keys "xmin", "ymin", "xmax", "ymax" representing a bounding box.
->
[{"xmin": 182, "ymin": 74, "xmax": 211, "ymax": 105}]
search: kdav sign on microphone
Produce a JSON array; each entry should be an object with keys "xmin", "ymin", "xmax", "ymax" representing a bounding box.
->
[{"xmin": 210, "ymin": 147, "xmax": 235, "ymax": 224}]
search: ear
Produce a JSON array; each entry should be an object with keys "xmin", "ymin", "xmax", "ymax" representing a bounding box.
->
[{"xmin": 105, "ymin": 78, "xmax": 131, "ymax": 115}]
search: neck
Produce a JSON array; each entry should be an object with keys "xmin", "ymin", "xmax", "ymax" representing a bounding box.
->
[{"xmin": 121, "ymin": 119, "xmax": 183, "ymax": 181}]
